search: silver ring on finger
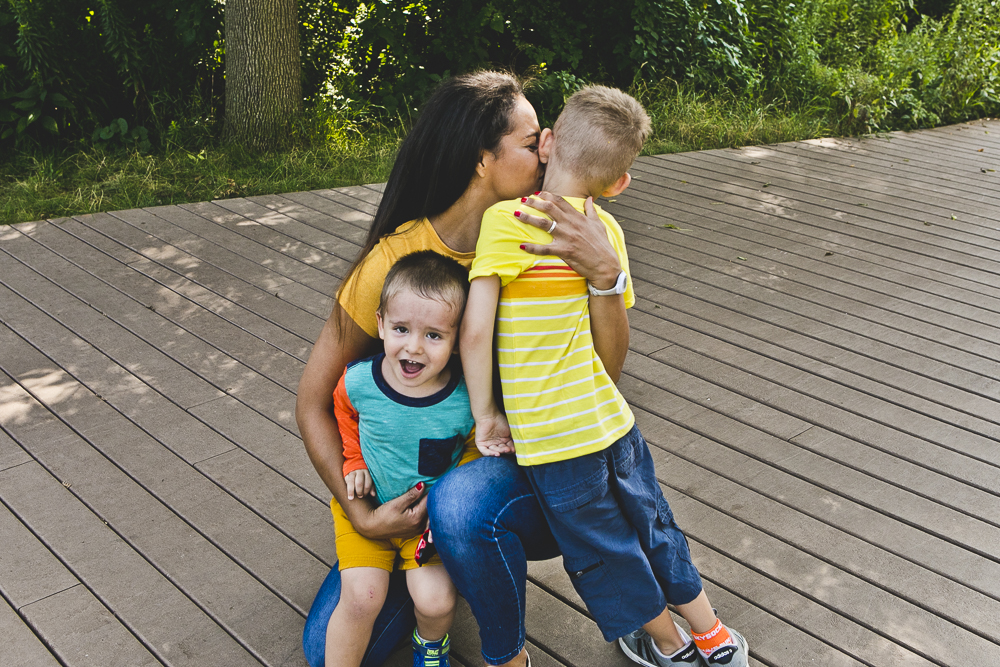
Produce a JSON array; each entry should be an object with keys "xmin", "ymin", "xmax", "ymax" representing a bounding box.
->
[{"xmin": 547, "ymin": 219, "xmax": 557, "ymax": 235}]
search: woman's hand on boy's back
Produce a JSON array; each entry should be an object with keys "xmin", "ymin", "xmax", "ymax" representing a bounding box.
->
[
  {"xmin": 517, "ymin": 193, "xmax": 622, "ymax": 289},
  {"xmin": 516, "ymin": 193, "xmax": 630, "ymax": 382}
]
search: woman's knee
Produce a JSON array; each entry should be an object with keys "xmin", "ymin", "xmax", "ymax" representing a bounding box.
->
[{"xmin": 429, "ymin": 456, "xmax": 526, "ymax": 538}]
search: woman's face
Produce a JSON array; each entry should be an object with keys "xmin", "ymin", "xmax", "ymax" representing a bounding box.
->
[{"xmin": 479, "ymin": 95, "xmax": 544, "ymax": 203}]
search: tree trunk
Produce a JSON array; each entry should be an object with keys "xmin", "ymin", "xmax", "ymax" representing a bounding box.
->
[{"xmin": 223, "ymin": 0, "xmax": 301, "ymax": 149}]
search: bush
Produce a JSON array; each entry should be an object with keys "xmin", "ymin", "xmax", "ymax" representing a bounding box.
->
[{"xmin": 0, "ymin": 0, "xmax": 221, "ymax": 149}]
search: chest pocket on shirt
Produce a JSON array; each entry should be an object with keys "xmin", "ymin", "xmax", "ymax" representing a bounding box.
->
[{"xmin": 418, "ymin": 435, "xmax": 460, "ymax": 477}]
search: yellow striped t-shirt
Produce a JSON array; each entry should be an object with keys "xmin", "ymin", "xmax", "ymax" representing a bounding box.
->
[{"xmin": 469, "ymin": 197, "xmax": 636, "ymax": 465}]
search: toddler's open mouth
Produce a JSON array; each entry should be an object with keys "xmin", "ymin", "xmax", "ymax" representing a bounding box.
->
[{"xmin": 400, "ymin": 359, "xmax": 424, "ymax": 377}]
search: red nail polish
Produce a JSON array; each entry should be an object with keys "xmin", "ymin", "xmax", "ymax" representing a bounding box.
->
[
  {"xmin": 416, "ymin": 482, "xmax": 424, "ymax": 491},
  {"xmin": 520, "ymin": 197, "xmax": 527, "ymax": 203},
  {"xmin": 533, "ymin": 191, "xmax": 540, "ymax": 195},
  {"xmin": 519, "ymin": 244, "xmax": 526, "ymax": 250},
  {"xmin": 514, "ymin": 210, "xmax": 521, "ymax": 217}
]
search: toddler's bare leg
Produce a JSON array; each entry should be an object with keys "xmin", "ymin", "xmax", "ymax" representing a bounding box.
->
[
  {"xmin": 406, "ymin": 564, "xmax": 456, "ymax": 641},
  {"xmin": 673, "ymin": 590, "xmax": 717, "ymax": 634},
  {"xmin": 326, "ymin": 567, "xmax": 391, "ymax": 667},
  {"xmin": 643, "ymin": 590, "xmax": 716, "ymax": 655}
]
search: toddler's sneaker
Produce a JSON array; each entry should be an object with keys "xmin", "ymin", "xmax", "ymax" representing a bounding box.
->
[
  {"xmin": 412, "ymin": 630, "xmax": 450, "ymax": 667},
  {"xmin": 619, "ymin": 627, "xmax": 706, "ymax": 666},
  {"xmin": 702, "ymin": 627, "xmax": 748, "ymax": 667}
]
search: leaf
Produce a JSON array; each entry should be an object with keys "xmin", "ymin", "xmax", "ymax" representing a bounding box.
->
[
  {"xmin": 762, "ymin": 182, "xmax": 771, "ymax": 188},
  {"xmin": 978, "ymin": 148, "xmax": 985, "ymax": 152},
  {"xmin": 736, "ymin": 256, "xmax": 747, "ymax": 261},
  {"xmin": 41, "ymin": 116, "xmax": 58, "ymax": 134},
  {"xmin": 825, "ymin": 252, "xmax": 834, "ymax": 256},
  {"xmin": 951, "ymin": 215, "xmax": 957, "ymax": 220},
  {"xmin": 663, "ymin": 223, "xmax": 690, "ymax": 231}
]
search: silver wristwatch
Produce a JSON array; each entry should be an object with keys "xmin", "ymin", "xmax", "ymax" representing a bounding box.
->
[{"xmin": 588, "ymin": 270, "xmax": 627, "ymax": 296}]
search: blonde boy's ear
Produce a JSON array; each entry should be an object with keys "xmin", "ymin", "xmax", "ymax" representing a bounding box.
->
[
  {"xmin": 602, "ymin": 172, "xmax": 631, "ymax": 198},
  {"xmin": 538, "ymin": 128, "xmax": 554, "ymax": 164},
  {"xmin": 375, "ymin": 310, "xmax": 386, "ymax": 340}
]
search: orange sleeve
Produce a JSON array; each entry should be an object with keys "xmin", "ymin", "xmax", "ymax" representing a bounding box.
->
[
  {"xmin": 457, "ymin": 426, "xmax": 481, "ymax": 466},
  {"xmin": 334, "ymin": 374, "xmax": 366, "ymax": 476}
]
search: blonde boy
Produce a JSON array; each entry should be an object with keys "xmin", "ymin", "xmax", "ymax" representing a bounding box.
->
[{"xmin": 460, "ymin": 87, "xmax": 749, "ymax": 667}]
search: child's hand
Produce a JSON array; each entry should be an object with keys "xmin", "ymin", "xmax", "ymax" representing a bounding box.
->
[
  {"xmin": 475, "ymin": 413, "xmax": 515, "ymax": 457},
  {"xmin": 345, "ymin": 469, "xmax": 374, "ymax": 500}
]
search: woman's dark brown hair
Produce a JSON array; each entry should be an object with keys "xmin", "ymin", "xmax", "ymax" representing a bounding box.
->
[{"xmin": 338, "ymin": 71, "xmax": 523, "ymax": 305}]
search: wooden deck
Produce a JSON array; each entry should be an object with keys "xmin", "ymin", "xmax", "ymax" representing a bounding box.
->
[{"xmin": 2, "ymin": 119, "xmax": 999, "ymax": 667}]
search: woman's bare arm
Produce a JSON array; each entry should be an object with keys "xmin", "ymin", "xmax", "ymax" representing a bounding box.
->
[
  {"xmin": 516, "ymin": 194, "xmax": 629, "ymax": 381},
  {"xmin": 296, "ymin": 303, "xmax": 428, "ymax": 539}
]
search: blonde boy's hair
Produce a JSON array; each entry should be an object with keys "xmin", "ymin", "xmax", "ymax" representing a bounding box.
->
[{"xmin": 552, "ymin": 86, "xmax": 651, "ymax": 191}]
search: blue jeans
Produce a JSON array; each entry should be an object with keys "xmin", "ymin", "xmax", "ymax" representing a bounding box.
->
[
  {"xmin": 302, "ymin": 456, "xmax": 560, "ymax": 667},
  {"xmin": 524, "ymin": 425, "xmax": 703, "ymax": 641}
]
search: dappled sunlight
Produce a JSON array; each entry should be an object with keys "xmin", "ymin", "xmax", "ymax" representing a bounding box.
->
[
  {"xmin": 142, "ymin": 244, "xmax": 201, "ymax": 270},
  {"xmin": 19, "ymin": 370, "xmax": 79, "ymax": 407},
  {"xmin": 256, "ymin": 211, "xmax": 289, "ymax": 227},
  {"xmin": 0, "ymin": 226, "xmax": 25, "ymax": 241},
  {"xmin": 739, "ymin": 146, "xmax": 778, "ymax": 160},
  {"xmin": 0, "ymin": 383, "xmax": 40, "ymax": 426}
]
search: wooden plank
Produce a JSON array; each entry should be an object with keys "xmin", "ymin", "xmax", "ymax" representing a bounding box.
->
[
  {"xmin": 20, "ymin": 585, "xmax": 159, "ymax": 667},
  {"xmin": 622, "ymin": 170, "xmax": 1000, "ymax": 309},
  {"xmin": 143, "ymin": 203, "xmax": 347, "ymax": 294},
  {"xmin": 622, "ymin": 351, "xmax": 1000, "ymax": 541},
  {"xmin": 0, "ymin": 227, "xmax": 226, "ymax": 411},
  {"xmin": 0, "ymin": 493, "xmax": 79, "ymax": 609},
  {"xmin": 0, "ymin": 456, "xmax": 258, "ymax": 667},
  {"xmin": 636, "ymin": 156, "xmax": 1000, "ymax": 273},
  {"xmin": 616, "ymin": 199, "xmax": 1000, "ymax": 368},
  {"xmin": 627, "ymin": 156, "xmax": 1000, "ymax": 286},
  {"xmin": 760, "ymin": 142, "xmax": 1000, "ymax": 210},
  {"xmin": 685, "ymin": 150, "xmax": 1000, "ymax": 238},
  {"xmin": 0, "ymin": 429, "xmax": 31, "ymax": 473},
  {"xmin": 612, "ymin": 184, "xmax": 1000, "ymax": 329},
  {"xmin": 0, "ymin": 314, "xmax": 330, "ymax": 612},
  {"xmin": 0, "ymin": 596, "xmax": 61, "ymax": 667},
  {"xmin": 0, "ymin": 374, "xmax": 300, "ymax": 665},
  {"xmin": 1, "ymin": 225, "xmax": 300, "ymax": 429}
]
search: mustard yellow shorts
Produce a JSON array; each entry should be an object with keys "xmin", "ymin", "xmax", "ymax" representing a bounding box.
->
[{"xmin": 332, "ymin": 498, "xmax": 442, "ymax": 572}]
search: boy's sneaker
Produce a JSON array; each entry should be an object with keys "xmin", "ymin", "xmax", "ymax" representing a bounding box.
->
[
  {"xmin": 703, "ymin": 627, "xmax": 748, "ymax": 667},
  {"xmin": 412, "ymin": 630, "xmax": 450, "ymax": 667},
  {"xmin": 619, "ymin": 628, "xmax": 706, "ymax": 666}
]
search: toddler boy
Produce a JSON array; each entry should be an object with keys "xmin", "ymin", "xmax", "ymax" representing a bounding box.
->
[
  {"xmin": 330, "ymin": 250, "xmax": 477, "ymax": 667},
  {"xmin": 461, "ymin": 87, "xmax": 749, "ymax": 667}
]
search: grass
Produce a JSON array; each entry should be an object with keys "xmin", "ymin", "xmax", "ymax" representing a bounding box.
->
[
  {"xmin": 0, "ymin": 85, "xmax": 850, "ymax": 225},
  {"xmin": 1, "ymin": 126, "xmax": 402, "ymax": 224}
]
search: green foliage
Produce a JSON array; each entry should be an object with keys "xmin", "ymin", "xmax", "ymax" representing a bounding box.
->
[
  {"xmin": 0, "ymin": 0, "xmax": 221, "ymax": 148},
  {"xmin": 758, "ymin": 0, "xmax": 1000, "ymax": 131},
  {"xmin": 631, "ymin": 0, "xmax": 760, "ymax": 90},
  {"xmin": 1, "ymin": 78, "xmax": 70, "ymax": 142},
  {"xmin": 316, "ymin": 0, "xmax": 762, "ymax": 117},
  {"xmin": 92, "ymin": 118, "xmax": 151, "ymax": 152}
]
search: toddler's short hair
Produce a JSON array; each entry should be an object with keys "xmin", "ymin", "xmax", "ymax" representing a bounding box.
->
[
  {"xmin": 552, "ymin": 86, "xmax": 651, "ymax": 191},
  {"xmin": 378, "ymin": 251, "xmax": 470, "ymax": 324}
]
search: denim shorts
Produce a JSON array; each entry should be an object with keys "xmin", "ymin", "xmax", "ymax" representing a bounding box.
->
[{"xmin": 523, "ymin": 424, "xmax": 703, "ymax": 641}]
